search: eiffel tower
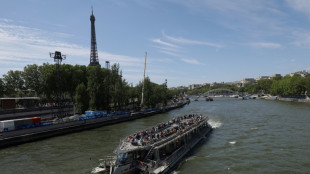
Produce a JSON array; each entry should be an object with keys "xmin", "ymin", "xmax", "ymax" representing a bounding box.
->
[{"xmin": 89, "ymin": 7, "xmax": 100, "ymax": 66}]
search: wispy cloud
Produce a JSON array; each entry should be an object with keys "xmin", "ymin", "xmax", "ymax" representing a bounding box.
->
[
  {"xmin": 152, "ymin": 45, "xmax": 180, "ymax": 53},
  {"xmin": 162, "ymin": 31, "xmax": 223, "ymax": 49},
  {"xmin": 170, "ymin": 0, "xmax": 288, "ymax": 38},
  {"xmin": 286, "ymin": 0, "xmax": 310, "ymax": 18},
  {"xmin": 151, "ymin": 31, "xmax": 222, "ymax": 60},
  {"xmin": 291, "ymin": 31, "xmax": 310, "ymax": 47},
  {"xmin": 151, "ymin": 38, "xmax": 179, "ymax": 48},
  {"xmin": 159, "ymin": 50, "xmax": 181, "ymax": 57},
  {"xmin": 0, "ymin": 18, "xmax": 13, "ymax": 22},
  {"xmin": 181, "ymin": 58, "xmax": 200, "ymax": 65},
  {"xmin": 0, "ymin": 19, "xmax": 143, "ymax": 76},
  {"xmin": 250, "ymin": 42, "xmax": 281, "ymax": 48},
  {"xmin": 101, "ymin": 51, "xmax": 143, "ymax": 68},
  {"xmin": 151, "ymin": 37, "xmax": 181, "ymax": 58}
]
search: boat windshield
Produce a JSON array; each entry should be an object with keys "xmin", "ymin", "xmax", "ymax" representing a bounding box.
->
[{"xmin": 116, "ymin": 153, "xmax": 133, "ymax": 165}]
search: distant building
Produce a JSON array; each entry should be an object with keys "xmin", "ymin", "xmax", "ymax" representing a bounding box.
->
[
  {"xmin": 189, "ymin": 84, "xmax": 201, "ymax": 90},
  {"xmin": 256, "ymin": 76, "xmax": 270, "ymax": 81},
  {"xmin": 225, "ymin": 81, "xmax": 242, "ymax": 88},
  {"xmin": 169, "ymin": 86, "xmax": 188, "ymax": 90},
  {"xmin": 241, "ymin": 78, "xmax": 256, "ymax": 87},
  {"xmin": 241, "ymin": 78, "xmax": 255, "ymax": 84},
  {"xmin": 290, "ymin": 70, "xmax": 309, "ymax": 77},
  {"xmin": 269, "ymin": 74, "xmax": 281, "ymax": 79},
  {"xmin": 0, "ymin": 97, "xmax": 40, "ymax": 110},
  {"xmin": 202, "ymin": 83, "xmax": 210, "ymax": 87},
  {"xmin": 210, "ymin": 82, "xmax": 217, "ymax": 87}
]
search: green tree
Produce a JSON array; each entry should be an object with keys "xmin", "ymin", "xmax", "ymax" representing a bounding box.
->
[
  {"xmin": 75, "ymin": 83, "xmax": 89, "ymax": 114},
  {"xmin": 257, "ymin": 79, "xmax": 272, "ymax": 94},
  {"xmin": 3, "ymin": 70, "xmax": 25, "ymax": 97},
  {"xmin": 288, "ymin": 74, "xmax": 306, "ymax": 97},
  {"xmin": 305, "ymin": 75, "xmax": 310, "ymax": 95},
  {"xmin": 0, "ymin": 78, "xmax": 4, "ymax": 97},
  {"xmin": 87, "ymin": 65, "xmax": 107, "ymax": 110},
  {"xmin": 39, "ymin": 63, "xmax": 57, "ymax": 100},
  {"xmin": 23, "ymin": 64, "xmax": 41, "ymax": 96}
]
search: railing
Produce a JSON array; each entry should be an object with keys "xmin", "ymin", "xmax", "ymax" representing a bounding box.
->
[
  {"xmin": 139, "ymin": 120, "xmax": 210, "ymax": 173},
  {"xmin": 0, "ymin": 105, "xmax": 71, "ymax": 114},
  {"xmin": 164, "ymin": 145, "xmax": 186, "ymax": 166}
]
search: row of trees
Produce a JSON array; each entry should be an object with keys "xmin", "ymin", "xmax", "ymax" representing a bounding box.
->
[
  {"xmin": 185, "ymin": 74, "xmax": 310, "ymax": 98},
  {"xmin": 0, "ymin": 63, "xmax": 172, "ymax": 113},
  {"xmin": 240, "ymin": 74, "xmax": 310, "ymax": 97}
]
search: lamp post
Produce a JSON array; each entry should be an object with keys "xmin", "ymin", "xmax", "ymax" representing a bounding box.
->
[
  {"xmin": 105, "ymin": 60, "xmax": 110, "ymax": 113},
  {"xmin": 49, "ymin": 51, "xmax": 66, "ymax": 119}
]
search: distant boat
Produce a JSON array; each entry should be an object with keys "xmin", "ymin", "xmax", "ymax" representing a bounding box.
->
[
  {"xmin": 194, "ymin": 96, "xmax": 200, "ymax": 101},
  {"xmin": 230, "ymin": 95, "xmax": 239, "ymax": 98},
  {"xmin": 238, "ymin": 96, "xmax": 249, "ymax": 100},
  {"xmin": 205, "ymin": 97, "xmax": 213, "ymax": 101}
]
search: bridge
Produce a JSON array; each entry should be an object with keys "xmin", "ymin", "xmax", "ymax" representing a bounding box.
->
[{"xmin": 203, "ymin": 88, "xmax": 237, "ymax": 97}]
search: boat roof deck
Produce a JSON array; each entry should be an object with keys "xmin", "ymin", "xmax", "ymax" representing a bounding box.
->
[{"xmin": 118, "ymin": 114, "xmax": 208, "ymax": 152}]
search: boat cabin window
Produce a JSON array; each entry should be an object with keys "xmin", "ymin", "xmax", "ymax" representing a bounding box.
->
[{"xmin": 116, "ymin": 152, "xmax": 133, "ymax": 165}]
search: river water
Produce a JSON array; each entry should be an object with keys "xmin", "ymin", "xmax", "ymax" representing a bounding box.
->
[{"xmin": 1, "ymin": 98, "xmax": 310, "ymax": 174}]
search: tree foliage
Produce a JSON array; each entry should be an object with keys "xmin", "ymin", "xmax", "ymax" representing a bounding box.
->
[
  {"xmin": 175, "ymin": 74, "xmax": 310, "ymax": 98},
  {"xmin": 1, "ymin": 63, "xmax": 171, "ymax": 111},
  {"xmin": 0, "ymin": 78, "xmax": 4, "ymax": 97},
  {"xmin": 75, "ymin": 83, "xmax": 89, "ymax": 114}
]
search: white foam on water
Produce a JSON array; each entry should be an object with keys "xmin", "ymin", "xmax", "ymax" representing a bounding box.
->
[
  {"xmin": 208, "ymin": 119, "xmax": 222, "ymax": 128},
  {"xmin": 185, "ymin": 155, "xmax": 198, "ymax": 162},
  {"xmin": 91, "ymin": 167, "xmax": 105, "ymax": 173},
  {"xmin": 229, "ymin": 141, "xmax": 236, "ymax": 145},
  {"xmin": 251, "ymin": 127, "xmax": 258, "ymax": 130}
]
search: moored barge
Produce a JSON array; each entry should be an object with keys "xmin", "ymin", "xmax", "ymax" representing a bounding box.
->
[{"xmin": 98, "ymin": 114, "xmax": 212, "ymax": 174}]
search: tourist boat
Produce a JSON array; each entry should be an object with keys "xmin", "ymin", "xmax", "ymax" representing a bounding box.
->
[{"xmin": 97, "ymin": 114, "xmax": 212, "ymax": 174}]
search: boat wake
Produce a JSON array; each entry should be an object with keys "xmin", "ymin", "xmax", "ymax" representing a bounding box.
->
[
  {"xmin": 91, "ymin": 167, "xmax": 105, "ymax": 173},
  {"xmin": 208, "ymin": 119, "xmax": 222, "ymax": 128}
]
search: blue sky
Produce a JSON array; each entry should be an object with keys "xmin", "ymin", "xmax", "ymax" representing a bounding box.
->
[{"xmin": 1, "ymin": 0, "xmax": 310, "ymax": 87}]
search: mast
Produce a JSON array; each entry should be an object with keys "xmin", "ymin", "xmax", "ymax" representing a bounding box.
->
[{"xmin": 141, "ymin": 52, "xmax": 147, "ymax": 108}]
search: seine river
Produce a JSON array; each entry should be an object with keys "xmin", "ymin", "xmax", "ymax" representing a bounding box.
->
[{"xmin": 1, "ymin": 98, "xmax": 310, "ymax": 174}]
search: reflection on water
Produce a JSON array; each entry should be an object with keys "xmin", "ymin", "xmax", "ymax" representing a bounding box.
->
[{"xmin": 1, "ymin": 98, "xmax": 310, "ymax": 174}]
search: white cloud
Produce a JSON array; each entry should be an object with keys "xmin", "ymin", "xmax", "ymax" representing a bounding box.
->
[
  {"xmin": 152, "ymin": 45, "xmax": 180, "ymax": 53},
  {"xmin": 0, "ymin": 19, "xmax": 144, "ymax": 77},
  {"xmin": 151, "ymin": 38, "xmax": 179, "ymax": 48},
  {"xmin": 181, "ymin": 58, "xmax": 200, "ymax": 65},
  {"xmin": 250, "ymin": 42, "xmax": 281, "ymax": 48},
  {"xmin": 286, "ymin": 0, "xmax": 310, "ymax": 17},
  {"xmin": 162, "ymin": 31, "xmax": 223, "ymax": 49},
  {"xmin": 100, "ymin": 51, "xmax": 143, "ymax": 68},
  {"xmin": 159, "ymin": 50, "xmax": 181, "ymax": 57},
  {"xmin": 291, "ymin": 31, "xmax": 310, "ymax": 47}
]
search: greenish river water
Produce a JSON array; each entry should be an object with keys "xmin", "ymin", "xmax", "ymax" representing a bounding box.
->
[{"xmin": 1, "ymin": 98, "xmax": 310, "ymax": 174}]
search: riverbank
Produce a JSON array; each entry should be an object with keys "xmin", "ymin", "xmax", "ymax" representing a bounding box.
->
[
  {"xmin": 263, "ymin": 96, "xmax": 310, "ymax": 103},
  {"xmin": 0, "ymin": 100, "xmax": 189, "ymax": 149}
]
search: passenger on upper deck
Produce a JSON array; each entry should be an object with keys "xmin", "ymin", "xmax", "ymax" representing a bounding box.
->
[{"xmin": 126, "ymin": 114, "xmax": 205, "ymax": 146}]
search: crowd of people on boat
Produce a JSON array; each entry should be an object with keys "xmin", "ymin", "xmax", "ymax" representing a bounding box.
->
[{"xmin": 126, "ymin": 114, "xmax": 207, "ymax": 146}]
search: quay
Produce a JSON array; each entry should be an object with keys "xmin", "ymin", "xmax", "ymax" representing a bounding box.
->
[{"xmin": 0, "ymin": 100, "xmax": 189, "ymax": 149}]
